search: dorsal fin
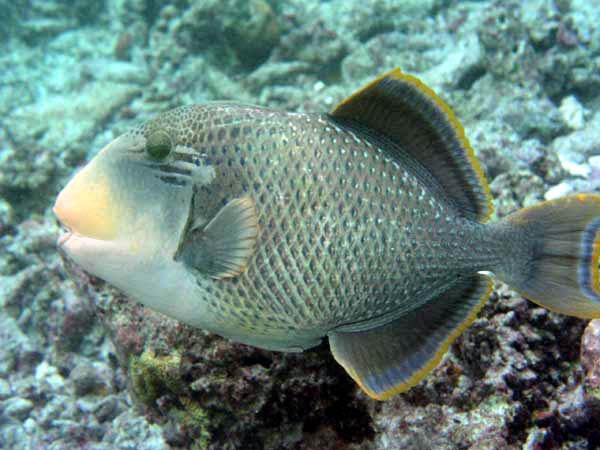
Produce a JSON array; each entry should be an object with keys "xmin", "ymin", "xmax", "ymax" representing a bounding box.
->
[{"xmin": 330, "ymin": 68, "xmax": 493, "ymax": 222}]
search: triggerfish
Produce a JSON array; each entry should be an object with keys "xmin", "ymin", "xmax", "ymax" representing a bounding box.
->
[{"xmin": 54, "ymin": 69, "xmax": 600, "ymax": 400}]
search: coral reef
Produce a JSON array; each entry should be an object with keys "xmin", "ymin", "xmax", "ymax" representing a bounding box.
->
[
  {"xmin": 1, "ymin": 0, "xmax": 600, "ymax": 448},
  {"xmin": 582, "ymin": 320, "xmax": 600, "ymax": 431}
]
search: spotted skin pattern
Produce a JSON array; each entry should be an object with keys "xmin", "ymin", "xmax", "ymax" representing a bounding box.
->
[{"xmin": 125, "ymin": 103, "xmax": 506, "ymax": 347}]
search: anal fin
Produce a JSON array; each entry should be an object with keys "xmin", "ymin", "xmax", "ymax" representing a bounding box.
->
[{"xmin": 329, "ymin": 275, "xmax": 493, "ymax": 400}]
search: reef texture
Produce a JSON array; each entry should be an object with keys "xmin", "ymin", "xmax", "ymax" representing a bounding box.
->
[{"xmin": 2, "ymin": 0, "xmax": 600, "ymax": 448}]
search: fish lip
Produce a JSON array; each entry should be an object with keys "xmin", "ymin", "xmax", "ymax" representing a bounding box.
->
[
  {"xmin": 57, "ymin": 229, "xmax": 72, "ymax": 246},
  {"xmin": 55, "ymin": 216, "xmax": 111, "ymax": 247},
  {"xmin": 54, "ymin": 211, "xmax": 76, "ymax": 247}
]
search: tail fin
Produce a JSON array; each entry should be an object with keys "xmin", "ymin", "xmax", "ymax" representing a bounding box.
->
[{"xmin": 497, "ymin": 194, "xmax": 600, "ymax": 318}]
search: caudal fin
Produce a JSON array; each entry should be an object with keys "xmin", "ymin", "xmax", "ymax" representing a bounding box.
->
[{"xmin": 499, "ymin": 194, "xmax": 600, "ymax": 318}]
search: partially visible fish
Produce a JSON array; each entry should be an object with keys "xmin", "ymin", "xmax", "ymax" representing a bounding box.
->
[{"xmin": 53, "ymin": 69, "xmax": 600, "ymax": 399}]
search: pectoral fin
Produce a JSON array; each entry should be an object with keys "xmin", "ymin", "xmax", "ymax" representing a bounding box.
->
[
  {"xmin": 329, "ymin": 275, "xmax": 493, "ymax": 400},
  {"xmin": 177, "ymin": 197, "xmax": 259, "ymax": 279}
]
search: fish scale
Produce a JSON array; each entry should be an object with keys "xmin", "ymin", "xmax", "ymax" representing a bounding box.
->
[
  {"xmin": 54, "ymin": 69, "xmax": 600, "ymax": 399},
  {"xmin": 137, "ymin": 104, "xmax": 495, "ymax": 339}
]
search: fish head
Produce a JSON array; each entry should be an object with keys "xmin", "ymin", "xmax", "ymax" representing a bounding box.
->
[{"xmin": 53, "ymin": 111, "xmax": 210, "ymax": 294}]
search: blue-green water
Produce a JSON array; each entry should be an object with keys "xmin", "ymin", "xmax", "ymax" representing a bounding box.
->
[{"xmin": 1, "ymin": 1, "xmax": 600, "ymax": 448}]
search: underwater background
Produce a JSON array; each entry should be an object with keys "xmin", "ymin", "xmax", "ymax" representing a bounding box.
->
[{"xmin": 1, "ymin": 0, "xmax": 600, "ymax": 448}]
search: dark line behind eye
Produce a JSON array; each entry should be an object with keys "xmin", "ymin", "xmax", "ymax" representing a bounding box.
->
[
  {"xmin": 159, "ymin": 165, "xmax": 192, "ymax": 177},
  {"xmin": 159, "ymin": 175, "xmax": 188, "ymax": 187},
  {"xmin": 142, "ymin": 162, "xmax": 192, "ymax": 177}
]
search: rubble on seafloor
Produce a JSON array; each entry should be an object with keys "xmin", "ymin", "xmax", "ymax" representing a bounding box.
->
[{"xmin": 1, "ymin": 0, "xmax": 600, "ymax": 448}]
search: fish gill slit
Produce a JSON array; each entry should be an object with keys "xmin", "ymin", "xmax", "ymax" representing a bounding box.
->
[
  {"xmin": 142, "ymin": 161, "xmax": 193, "ymax": 187},
  {"xmin": 160, "ymin": 164, "xmax": 193, "ymax": 177}
]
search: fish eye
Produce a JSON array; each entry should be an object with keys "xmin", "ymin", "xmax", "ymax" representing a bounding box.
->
[{"xmin": 146, "ymin": 131, "xmax": 172, "ymax": 160}]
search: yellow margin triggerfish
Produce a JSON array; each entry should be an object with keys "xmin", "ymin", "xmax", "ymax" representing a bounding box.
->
[{"xmin": 54, "ymin": 69, "xmax": 600, "ymax": 400}]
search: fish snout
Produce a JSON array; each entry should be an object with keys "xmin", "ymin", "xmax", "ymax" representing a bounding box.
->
[{"xmin": 53, "ymin": 160, "xmax": 120, "ymax": 241}]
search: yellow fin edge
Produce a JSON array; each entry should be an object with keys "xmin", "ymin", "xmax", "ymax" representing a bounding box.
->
[
  {"xmin": 388, "ymin": 69, "xmax": 494, "ymax": 223},
  {"xmin": 512, "ymin": 291, "xmax": 600, "ymax": 319},
  {"xmin": 506, "ymin": 194, "xmax": 600, "ymax": 225},
  {"xmin": 593, "ymin": 222, "xmax": 600, "ymax": 299},
  {"xmin": 506, "ymin": 193, "xmax": 600, "ymax": 318},
  {"xmin": 337, "ymin": 278, "xmax": 494, "ymax": 401},
  {"xmin": 333, "ymin": 68, "xmax": 494, "ymax": 223}
]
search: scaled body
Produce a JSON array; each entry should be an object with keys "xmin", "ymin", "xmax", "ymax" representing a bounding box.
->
[
  {"xmin": 157, "ymin": 104, "xmax": 495, "ymax": 344},
  {"xmin": 54, "ymin": 70, "xmax": 600, "ymax": 399}
]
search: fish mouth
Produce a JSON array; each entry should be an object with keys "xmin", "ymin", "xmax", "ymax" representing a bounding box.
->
[
  {"xmin": 52, "ymin": 158, "xmax": 121, "ymax": 242},
  {"xmin": 55, "ymin": 217, "xmax": 75, "ymax": 247},
  {"xmin": 57, "ymin": 229, "xmax": 72, "ymax": 246},
  {"xmin": 54, "ymin": 208, "xmax": 84, "ymax": 249}
]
